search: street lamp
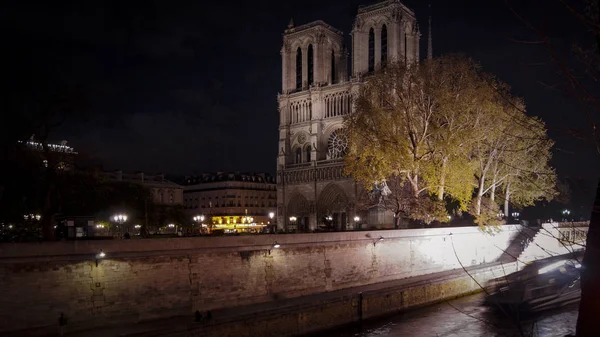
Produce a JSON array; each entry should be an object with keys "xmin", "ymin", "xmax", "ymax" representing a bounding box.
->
[
  {"xmin": 193, "ymin": 215, "xmax": 205, "ymax": 223},
  {"xmin": 113, "ymin": 213, "xmax": 128, "ymax": 234},
  {"xmin": 113, "ymin": 214, "xmax": 127, "ymax": 224},
  {"xmin": 562, "ymin": 209, "xmax": 571, "ymax": 221},
  {"xmin": 354, "ymin": 216, "xmax": 360, "ymax": 222},
  {"xmin": 269, "ymin": 212, "xmax": 275, "ymax": 222}
]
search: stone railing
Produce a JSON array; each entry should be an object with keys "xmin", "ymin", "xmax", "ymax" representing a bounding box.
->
[{"xmin": 279, "ymin": 159, "xmax": 347, "ymax": 185}]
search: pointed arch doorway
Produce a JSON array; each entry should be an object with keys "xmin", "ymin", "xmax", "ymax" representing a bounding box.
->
[
  {"xmin": 318, "ymin": 184, "xmax": 349, "ymax": 231},
  {"xmin": 287, "ymin": 193, "xmax": 310, "ymax": 232}
]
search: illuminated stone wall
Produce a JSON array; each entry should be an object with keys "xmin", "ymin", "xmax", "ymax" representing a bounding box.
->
[
  {"xmin": 518, "ymin": 222, "xmax": 588, "ymax": 263},
  {"xmin": 0, "ymin": 225, "xmax": 528, "ymax": 334}
]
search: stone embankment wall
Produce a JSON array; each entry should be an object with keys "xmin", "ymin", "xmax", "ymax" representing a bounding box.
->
[
  {"xmin": 0, "ymin": 225, "xmax": 524, "ymax": 333},
  {"xmin": 172, "ymin": 262, "xmax": 520, "ymax": 337}
]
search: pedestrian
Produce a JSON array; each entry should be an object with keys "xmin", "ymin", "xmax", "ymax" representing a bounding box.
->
[
  {"xmin": 58, "ymin": 313, "xmax": 67, "ymax": 336},
  {"xmin": 206, "ymin": 310, "xmax": 212, "ymax": 321},
  {"xmin": 195, "ymin": 310, "xmax": 202, "ymax": 322}
]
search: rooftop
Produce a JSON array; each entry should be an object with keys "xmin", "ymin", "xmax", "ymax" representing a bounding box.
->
[
  {"xmin": 357, "ymin": 0, "xmax": 414, "ymax": 15},
  {"xmin": 284, "ymin": 20, "xmax": 343, "ymax": 36},
  {"xmin": 184, "ymin": 172, "xmax": 276, "ymax": 185}
]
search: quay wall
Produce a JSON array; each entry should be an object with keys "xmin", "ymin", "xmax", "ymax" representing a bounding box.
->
[{"xmin": 0, "ymin": 225, "xmax": 524, "ymax": 333}]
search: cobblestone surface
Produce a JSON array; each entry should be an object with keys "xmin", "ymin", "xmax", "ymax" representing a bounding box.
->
[{"xmin": 325, "ymin": 293, "xmax": 578, "ymax": 337}]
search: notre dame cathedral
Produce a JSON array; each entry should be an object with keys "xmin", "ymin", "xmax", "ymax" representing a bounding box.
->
[{"xmin": 276, "ymin": 0, "xmax": 422, "ymax": 232}]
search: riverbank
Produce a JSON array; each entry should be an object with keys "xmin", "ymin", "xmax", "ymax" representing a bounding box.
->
[{"xmin": 9, "ymin": 260, "xmax": 517, "ymax": 337}]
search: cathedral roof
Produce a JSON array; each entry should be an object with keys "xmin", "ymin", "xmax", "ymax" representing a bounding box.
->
[
  {"xmin": 357, "ymin": 0, "xmax": 414, "ymax": 16},
  {"xmin": 284, "ymin": 20, "xmax": 343, "ymax": 37}
]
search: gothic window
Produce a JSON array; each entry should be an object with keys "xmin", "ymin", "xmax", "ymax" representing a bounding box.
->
[
  {"xmin": 404, "ymin": 33, "xmax": 408, "ymax": 64},
  {"xmin": 307, "ymin": 44, "xmax": 314, "ymax": 86},
  {"xmin": 331, "ymin": 49, "xmax": 336, "ymax": 84},
  {"xmin": 368, "ymin": 28, "xmax": 375, "ymax": 72},
  {"xmin": 295, "ymin": 148, "xmax": 302, "ymax": 163},
  {"xmin": 381, "ymin": 24, "xmax": 388, "ymax": 67},
  {"xmin": 306, "ymin": 146, "xmax": 311, "ymax": 162},
  {"xmin": 159, "ymin": 190, "xmax": 164, "ymax": 203},
  {"xmin": 327, "ymin": 129, "xmax": 349, "ymax": 159},
  {"xmin": 296, "ymin": 47, "xmax": 302, "ymax": 90},
  {"xmin": 169, "ymin": 191, "xmax": 174, "ymax": 203}
]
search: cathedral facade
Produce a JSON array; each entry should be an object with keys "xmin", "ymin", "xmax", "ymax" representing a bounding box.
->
[{"xmin": 276, "ymin": 0, "xmax": 421, "ymax": 232}]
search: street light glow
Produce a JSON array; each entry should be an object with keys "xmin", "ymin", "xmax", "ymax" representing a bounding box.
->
[{"xmin": 113, "ymin": 214, "xmax": 128, "ymax": 223}]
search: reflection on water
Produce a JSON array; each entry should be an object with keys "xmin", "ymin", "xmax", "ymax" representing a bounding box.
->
[{"xmin": 314, "ymin": 293, "xmax": 578, "ymax": 337}]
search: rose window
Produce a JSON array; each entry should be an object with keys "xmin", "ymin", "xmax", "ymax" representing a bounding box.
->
[{"xmin": 327, "ymin": 129, "xmax": 348, "ymax": 159}]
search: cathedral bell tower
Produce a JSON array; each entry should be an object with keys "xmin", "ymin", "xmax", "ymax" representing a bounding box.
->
[
  {"xmin": 350, "ymin": 0, "xmax": 420, "ymax": 77},
  {"xmin": 280, "ymin": 20, "xmax": 348, "ymax": 95}
]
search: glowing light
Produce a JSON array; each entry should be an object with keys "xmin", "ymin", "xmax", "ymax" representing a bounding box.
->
[
  {"xmin": 168, "ymin": 224, "xmax": 175, "ymax": 228},
  {"xmin": 134, "ymin": 225, "xmax": 141, "ymax": 229},
  {"xmin": 538, "ymin": 260, "xmax": 580, "ymax": 275},
  {"xmin": 113, "ymin": 214, "xmax": 128, "ymax": 223},
  {"xmin": 354, "ymin": 216, "xmax": 360, "ymax": 222},
  {"xmin": 289, "ymin": 216, "xmax": 297, "ymax": 222},
  {"xmin": 269, "ymin": 212, "xmax": 275, "ymax": 220},
  {"xmin": 97, "ymin": 250, "xmax": 106, "ymax": 258},
  {"xmin": 273, "ymin": 241, "xmax": 281, "ymax": 249}
]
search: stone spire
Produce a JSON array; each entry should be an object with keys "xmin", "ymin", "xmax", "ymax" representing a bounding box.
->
[
  {"xmin": 427, "ymin": 5, "xmax": 433, "ymax": 60},
  {"xmin": 288, "ymin": 18, "xmax": 295, "ymax": 29}
]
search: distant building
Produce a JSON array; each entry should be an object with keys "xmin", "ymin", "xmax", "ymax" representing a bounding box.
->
[
  {"xmin": 183, "ymin": 172, "xmax": 277, "ymax": 233},
  {"xmin": 19, "ymin": 136, "xmax": 78, "ymax": 171},
  {"xmin": 98, "ymin": 171, "xmax": 184, "ymax": 205}
]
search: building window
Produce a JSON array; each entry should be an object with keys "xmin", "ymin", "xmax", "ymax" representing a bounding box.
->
[
  {"xmin": 327, "ymin": 129, "xmax": 349, "ymax": 159},
  {"xmin": 306, "ymin": 146, "xmax": 311, "ymax": 162},
  {"xmin": 307, "ymin": 44, "xmax": 314, "ymax": 86},
  {"xmin": 381, "ymin": 24, "xmax": 388, "ymax": 67},
  {"xmin": 169, "ymin": 192, "xmax": 173, "ymax": 203},
  {"xmin": 295, "ymin": 148, "xmax": 302, "ymax": 163},
  {"xmin": 296, "ymin": 47, "xmax": 302, "ymax": 90},
  {"xmin": 368, "ymin": 28, "xmax": 375, "ymax": 72},
  {"xmin": 331, "ymin": 49, "xmax": 336, "ymax": 84},
  {"xmin": 159, "ymin": 191, "xmax": 164, "ymax": 203}
]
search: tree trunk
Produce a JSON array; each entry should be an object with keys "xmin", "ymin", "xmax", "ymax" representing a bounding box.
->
[
  {"xmin": 408, "ymin": 174, "xmax": 420, "ymax": 199},
  {"xmin": 575, "ymin": 180, "xmax": 600, "ymax": 337},
  {"xmin": 504, "ymin": 183, "xmax": 510, "ymax": 218},
  {"xmin": 475, "ymin": 176, "xmax": 485, "ymax": 215},
  {"xmin": 438, "ymin": 158, "xmax": 447, "ymax": 201},
  {"xmin": 490, "ymin": 183, "xmax": 496, "ymax": 203}
]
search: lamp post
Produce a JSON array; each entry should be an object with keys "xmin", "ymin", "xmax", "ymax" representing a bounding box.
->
[
  {"xmin": 353, "ymin": 216, "xmax": 360, "ymax": 230},
  {"xmin": 193, "ymin": 215, "xmax": 205, "ymax": 234},
  {"xmin": 268, "ymin": 212, "xmax": 275, "ymax": 233},
  {"xmin": 289, "ymin": 216, "xmax": 297, "ymax": 232},
  {"xmin": 113, "ymin": 213, "xmax": 128, "ymax": 236},
  {"xmin": 562, "ymin": 209, "xmax": 570, "ymax": 222}
]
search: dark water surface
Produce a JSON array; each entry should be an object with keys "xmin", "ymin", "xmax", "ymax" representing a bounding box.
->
[{"xmin": 315, "ymin": 293, "xmax": 578, "ymax": 337}]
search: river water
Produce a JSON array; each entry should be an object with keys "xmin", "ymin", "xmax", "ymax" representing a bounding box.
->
[{"xmin": 318, "ymin": 293, "xmax": 578, "ymax": 337}]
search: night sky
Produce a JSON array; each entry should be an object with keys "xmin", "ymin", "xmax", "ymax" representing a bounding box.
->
[{"xmin": 4, "ymin": 1, "xmax": 598, "ymax": 186}]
